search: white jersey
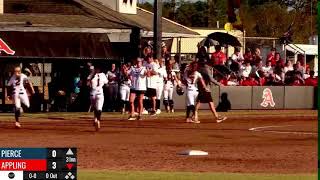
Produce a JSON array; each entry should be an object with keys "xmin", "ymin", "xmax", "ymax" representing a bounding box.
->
[
  {"xmin": 89, "ymin": 73, "xmax": 108, "ymax": 95},
  {"xmin": 129, "ymin": 66, "xmax": 147, "ymax": 91},
  {"xmin": 183, "ymin": 71, "xmax": 202, "ymax": 91},
  {"xmin": 156, "ymin": 66, "xmax": 167, "ymax": 86},
  {"xmin": 144, "ymin": 62, "xmax": 159, "ymax": 89},
  {"xmin": 8, "ymin": 74, "xmax": 28, "ymax": 95},
  {"xmin": 165, "ymin": 71, "xmax": 176, "ymax": 87}
]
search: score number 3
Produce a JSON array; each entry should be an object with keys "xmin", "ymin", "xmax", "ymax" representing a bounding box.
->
[{"xmin": 52, "ymin": 150, "xmax": 57, "ymax": 170}]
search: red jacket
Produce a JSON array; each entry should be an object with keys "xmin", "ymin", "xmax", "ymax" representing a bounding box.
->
[
  {"xmin": 305, "ymin": 77, "xmax": 318, "ymax": 86},
  {"xmin": 211, "ymin": 51, "xmax": 226, "ymax": 65},
  {"xmin": 241, "ymin": 79, "xmax": 259, "ymax": 86},
  {"xmin": 267, "ymin": 53, "xmax": 276, "ymax": 66}
]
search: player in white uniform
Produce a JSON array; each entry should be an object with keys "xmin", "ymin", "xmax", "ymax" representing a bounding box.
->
[
  {"xmin": 128, "ymin": 58, "xmax": 148, "ymax": 121},
  {"xmin": 144, "ymin": 55, "xmax": 159, "ymax": 116},
  {"xmin": 182, "ymin": 62, "xmax": 208, "ymax": 123},
  {"xmin": 155, "ymin": 59, "xmax": 167, "ymax": 114},
  {"xmin": 119, "ymin": 64, "xmax": 131, "ymax": 114},
  {"xmin": 7, "ymin": 66, "xmax": 35, "ymax": 128},
  {"xmin": 163, "ymin": 65, "xmax": 177, "ymax": 113},
  {"xmin": 88, "ymin": 66, "xmax": 108, "ymax": 131}
]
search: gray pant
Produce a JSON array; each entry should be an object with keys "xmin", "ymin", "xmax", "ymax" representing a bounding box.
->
[{"xmin": 106, "ymin": 83, "xmax": 118, "ymax": 111}]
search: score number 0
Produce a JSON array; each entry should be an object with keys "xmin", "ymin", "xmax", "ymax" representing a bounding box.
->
[{"xmin": 51, "ymin": 150, "xmax": 57, "ymax": 170}]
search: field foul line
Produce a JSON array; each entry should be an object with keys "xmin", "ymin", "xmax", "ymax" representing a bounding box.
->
[{"xmin": 249, "ymin": 125, "xmax": 318, "ymax": 135}]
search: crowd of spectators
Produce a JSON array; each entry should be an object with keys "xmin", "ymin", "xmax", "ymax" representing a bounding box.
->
[{"xmin": 195, "ymin": 45, "xmax": 318, "ymax": 87}]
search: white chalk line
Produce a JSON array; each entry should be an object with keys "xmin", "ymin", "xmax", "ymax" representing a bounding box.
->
[{"xmin": 249, "ymin": 125, "xmax": 318, "ymax": 135}]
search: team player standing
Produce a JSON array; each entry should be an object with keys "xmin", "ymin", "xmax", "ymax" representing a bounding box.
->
[{"xmin": 6, "ymin": 56, "xmax": 226, "ymax": 129}]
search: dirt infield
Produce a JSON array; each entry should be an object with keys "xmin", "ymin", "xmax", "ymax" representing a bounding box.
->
[{"xmin": 0, "ymin": 110, "xmax": 317, "ymax": 174}]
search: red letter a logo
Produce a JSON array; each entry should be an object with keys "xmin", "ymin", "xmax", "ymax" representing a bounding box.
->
[
  {"xmin": 0, "ymin": 38, "xmax": 15, "ymax": 55},
  {"xmin": 260, "ymin": 88, "xmax": 275, "ymax": 107}
]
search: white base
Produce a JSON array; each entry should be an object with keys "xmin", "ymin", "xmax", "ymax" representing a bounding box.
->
[{"xmin": 178, "ymin": 150, "xmax": 209, "ymax": 156}]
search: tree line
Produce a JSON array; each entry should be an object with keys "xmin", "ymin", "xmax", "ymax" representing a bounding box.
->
[{"xmin": 138, "ymin": 0, "xmax": 317, "ymax": 43}]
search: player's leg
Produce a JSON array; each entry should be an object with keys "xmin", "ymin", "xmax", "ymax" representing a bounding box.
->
[
  {"xmin": 125, "ymin": 86, "xmax": 130, "ymax": 113},
  {"xmin": 119, "ymin": 86, "xmax": 126, "ymax": 114},
  {"xmin": 112, "ymin": 84, "xmax": 118, "ymax": 112},
  {"xmin": 185, "ymin": 90, "xmax": 194, "ymax": 122},
  {"xmin": 128, "ymin": 90, "xmax": 137, "ymax": 120},
  {"xmin": 137, "ymin": 91, "xmax": 145, "ymax": 120},
  {"xmin": 147, "ymin": 88, "xmax": 156, "ymax": 116},
  {"xmin": 163, "ymin": 87, "xmax": 169, "ymax": 113},
  {"xmin": 155, "ymin": 85, "xmax": 163, "ymax": 114},
  {"xmin": 95, "ymin": 95, "xmax": 104, "ymax": 121},
  {"xmin": 90, "ymin": 95, "xmax": 97, "ymax": 124},
  {"xmin": 142, "ymin": 96, "xmax": 149, "ymax": 114},
  {"xmin": 168, "ymin": 86, "xmax": 174, "ymax": 113},
  {"xmin": 151, "ymin": 95, "xmax": 156, "ymax": 115},
  {"xmin": 191, "ymin": 91, "xmax": 199, "ymax": 123},
  {"xmin": 208, "ymin": 101, "xmax": 227, "ymax": 123},
  {"xmin": 94, "ymin": 94, "xmax": 104, "ymax": 131},
  {"xmin": 13, "ymin": 95, "xmax": 22, "ymax": 128}
]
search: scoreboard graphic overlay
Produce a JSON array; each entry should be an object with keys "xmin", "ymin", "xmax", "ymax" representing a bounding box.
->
[{"xmin": 0, "ymin": 148, "xmax": 77, "ymax": 180}]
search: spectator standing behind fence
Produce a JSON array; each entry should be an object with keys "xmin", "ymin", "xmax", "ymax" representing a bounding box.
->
[
  {"xmin": 231, "ymin": 47, "xmax": 244, "ymax": 64},
  {"xmin": 284, "ymin": 60, "xmax": 293, "ymax": 73},
  {"xmin": 252, "ymin": 48, "xmax": 262, "ymax": 65},
  {"xmin": 266, "ymin": 48, "xmax": 277, "ymax": 66},
  {"xmin": 243, "ymin": 48, "xmax": 253, "ymax": 64},
  {"xmin": 211, "ymin": 45, "xmax": 227, "ymax": 66},
  {"xmin": 274, "ymin": 60, "xmax": 285, "ymax": 83},
  {"xmin": 241, "ymin": 60, "xmax": 252, "ymax": 78},
  {"xmin": 295, "ymin": 61, "xmax": 305, "ymax": 78},
  {"xmin": 305, "ymin": 71, "xmax": 318, "ymax": 86},
  {"xmin": 275, "ymin": 52, "xmax": 285, "ymax": 67},
  {"xmin": 262, "ymin": 61, "xmax": 273, "ymax": 76},
  {"xmin": 106, "ymin": 64, "xmax": 119, "ymax": 112},
  {"xmin": 304, "ymin": 66, "xmax": 311, "ymax": 79}
]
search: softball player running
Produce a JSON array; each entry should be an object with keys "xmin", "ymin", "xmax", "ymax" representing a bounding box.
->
[
  {"xmin": 163, "ymin": 66, "xmax": 177, "ymax": 113},
  {"xmin": 88, "ymin": 66, "xmax": 108, "ymax": 131},
  {"xmin": 128, "ymin": 58, "xmax": 148, "ymax": 121},
  {"xmin": 7, "ymin": 66, "xmax": 35, "ymax": 128},
  {"xmin": 182, "ymin": 61, "xmax": 208, "ymax": 123},
  {"xmin": 155, "ymin": 59, "xmax": 167, "ymax": 114},
  {"xmin": 119, "ymin": 64, "xmax": 131, "ymax": 114}
]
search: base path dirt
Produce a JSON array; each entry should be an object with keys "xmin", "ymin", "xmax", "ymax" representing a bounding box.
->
[{"xmin": 0, "ymin": 111, "xmax": 317, "ymax": 174}]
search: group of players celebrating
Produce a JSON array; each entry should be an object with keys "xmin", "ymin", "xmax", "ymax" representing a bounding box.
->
[{"xmin": 8, "ymin": 52, "xmax": 226, "ymax": 130}]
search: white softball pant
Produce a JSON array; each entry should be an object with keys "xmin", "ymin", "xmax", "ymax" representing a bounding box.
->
[
  {"xmin": 163, "ymin": 85, "xmax": 174, "ymax": 100},
  {"xmin": 186, "ymin": 89, "xmax": 198, "ymax": 106},
  {"xmin": 120, "ymin": 85, "xmax": 130, "ymax": 101},
  {"xmin": 156, "ymin": 83, "xmax": 164, "ymax": 100},
  {"xmin": 90, "ymin": 93, "xmax": 104, "ymax": 111},
  {"xmin": 13, "ymin": 92, "xmax": 30, "ymax": 109}
]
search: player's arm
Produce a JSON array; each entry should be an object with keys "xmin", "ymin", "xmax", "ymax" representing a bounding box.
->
[
  {"xmin": 203, "ymin": 67, "xmax": 221, "ymax": 86},
  {"xmin": 199, "ymin": 77, "xmax": 209, "ymax": 92},
  {"xmin": 26, "ymin": 78, "xmax": 35, "ymax": 95},
  {"xmin": 6, "ymin": 77, "xmax": 14, "ymax": 99},
  {"xmin": 141, "ymin": 68, "xmax": 148, "ymax": 77},
  {"xmin": 103, "ymin": 74, "xmax": 109, "ymax": 85}
]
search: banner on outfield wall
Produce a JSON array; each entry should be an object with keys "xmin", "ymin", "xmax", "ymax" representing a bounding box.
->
[
  {"xmin": 172, "ymin": 86, "xmax": 316, "ymax": 110},
  {"xmin": 252, "ymin": 87, "xmax": 285, "ymax": 109}
]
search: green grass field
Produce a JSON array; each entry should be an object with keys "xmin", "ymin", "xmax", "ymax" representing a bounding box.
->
[{"xmin": 79, "ymin": 171, "xmax": 317, "ymax": 180}]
